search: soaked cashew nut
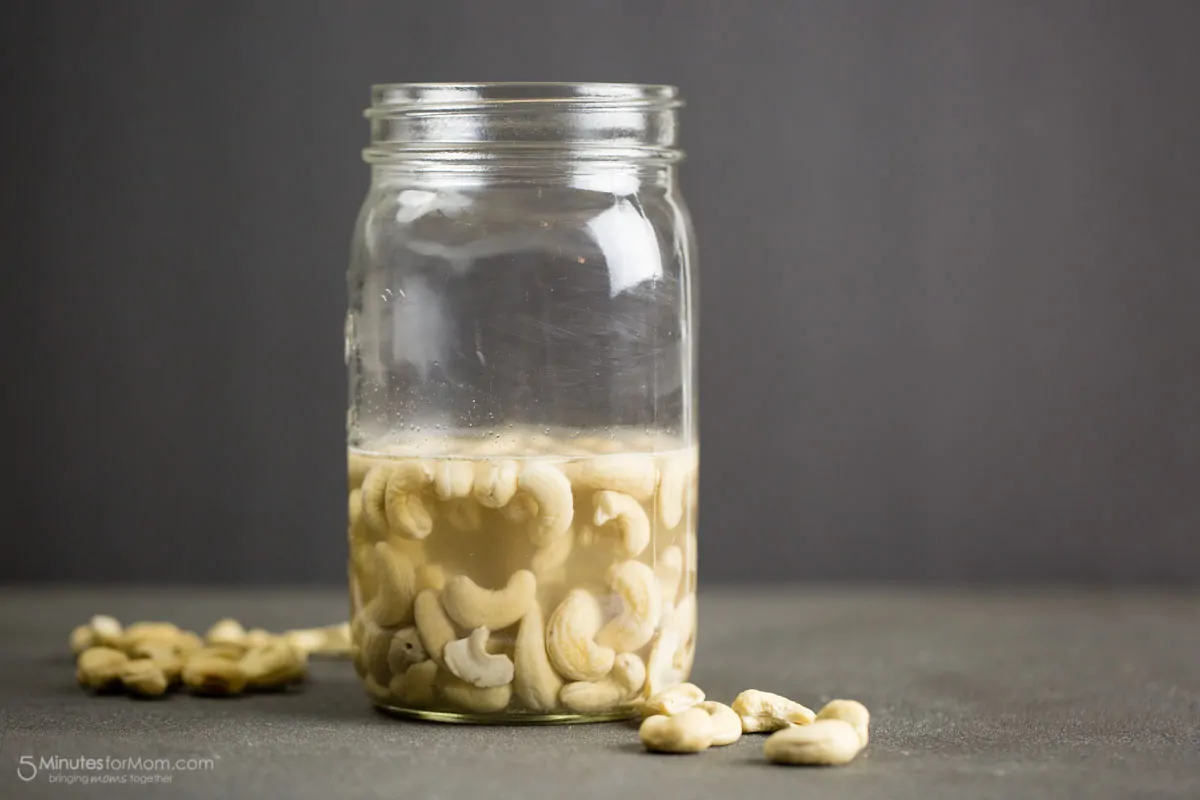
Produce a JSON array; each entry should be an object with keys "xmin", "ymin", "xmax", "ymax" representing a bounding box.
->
[
  {"xmin": 120, "ymin": 659, "xmax": 169, "ymax": 697},
  {"xmin": 434, "ymin": 460, "xmax": 475, "ymax": 500},
  {"xmin": 732, "ymin": 689, "xmax": 816, "ymax": 732},
  {"xmin": 437, "ymin": 673, "xmax": 513, "ymax": 713},
  {"xmin": 473, "ymin": 460, "xmax": 519, "ymax": 508},
  {"xmin": 645, "ymin": 593, "xmax": 695, "ymax": 696},
  {"xmin": 641, "ymin": 682, "xmax": 705, "ymax": 717},
  {"xmin": 639, "ymin": 707, "xmax": 715, "ymax": 754},
  {"xmin": 443, "ymin": 626, "xmax": 515, "ymax": 688},
  {"xmin": 764, "ymin": 719, "xmax": 864, "ymax": 766},
  {"xmin": 657, "ymin": 452, "xmax": 695, "ymax": 528},
  {"xmin": 373, "ymin": 543, "xmax": 417, "ymax": 627},
  {"xmin": 559, "ymin": 653, "xmax": 646, "ymax": 713},
  {"xmin": 697, "ymin": 701, "xmax": 742, "ymax": 746},
  {"xmin": 596, "ymin": 560, "xmax": 662, "ymax": 653},
  {"xmin": 76, "ymin": 647, "xmax": 129, "ymax": 691},
  {"xmin": 441, "ymin": 570, "xmax": 536, "ymax": 630},
  {"xmin": 530, "ymin": 527, "xmax": 574, "ymax": 577},
  {"xmin": 358, "ymin": 615, "xmax": 395, "ymax": 685},
  {"xmin": 654, "ymin": 546, "xmax": 684, "ymax": 608},
  {"xmin": 669, "ymin": 592, "xmax": 697, "ymax": 672},
  {"xmin": 568, "ymin": 455, "xmax": 658, "ymax": 500},
  {"xmin": 592, "ymin": 491, "xmax": 650, "ymax": 558},
  {"xmin": 413, "ymin": 589, "xmax": 458, "ymax": 668},
  {"xmin": 545, "ymin": 589, "xmax": 616, "ymax": 682},
  {"xmin": 443, "ymin": 497, "xmax": 483, "ymax": 531},
  {"xmin": 816, "ymin": 699, "xmax": 871, "ymax": 747},
  {"xmin": 513, "ymin": 602, "xmax": 563, "ymax": 712},
  {"xmin": 360, "ymin": 465, "xmax": 394, "ymax": 533},
  {"xmin": 389, "ymin": 659, "xmax": 438, "ymax": 707},
  {"xmin": 386, "ymin": 627, "xmax": 428, "ymax": 674},
  {"xmin": 517, "ymin": 463, "xmax": 574, "ymax": 546},
  {"xmin": 415, "ymin": 564, "xmax": 447, "ymax": 593},
  {"xmin": 384, "ymin": 461, "xmax": 434, "ymax": 539},
  {"xmin": 240, "ymin": 639, "xmax": 307, "ymax": 688}
]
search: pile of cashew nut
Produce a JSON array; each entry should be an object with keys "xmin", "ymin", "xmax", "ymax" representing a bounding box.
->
[
  {"xmin": 347, "ymin": 432, "xmax": 699, "ymax": 717},
  {"xmin": 70, "ymin": 614, "xmax": 349, "ymax": 698},
  {"xmin": 637, "ymin": 684, "xmax": 871, "ymax": 766}
]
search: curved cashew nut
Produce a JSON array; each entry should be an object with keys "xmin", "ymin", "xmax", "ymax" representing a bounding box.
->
[
  {"xmin": 372, "ymin": 543, "xmax": 417, "ymax": 627},
  {"xmin": 592, "ymin": 491, "xmax": 650, "ymax": 558},
  {"xmin": 697, "ymin": 701, "xmax": 743, "ymax": 746},
  {"xmin": 596, "ymin": 560, "xmax": 662, "ymax": 653},
  {"xmin": 384, "ymin": 462, "xmax": 434, "ymax": 539},
  {"xmin": 434, "ymin": 460, "xmax": 475, "ymax": 500},
  {"xmin": 441, "ymin": 571, "xmax": 536, "ymax": 630},
  {"xmin": 567, "ymin": 455, "xmax": 658, "ymax": 500},
  {"xmin": 473, "ymin": 460, "xmax": 519, "ymax": 508},
  {"xmin": 513, "ymin": 602, "xmax": 562, "ymax": 712},
  {"xmin": 545, "ymin": 589, "xmax": 616, "ymax": 682},
  {"xmin": 443, "ymin": 626, "xmax": 515, "ymax": 688},
  {"xmin": 413, "ymin": 589, "xmax": 458, "ymax": 668},
  {"xmin": 348, "ymin": 452, "xmax": 379, "ymax": 490},
  {"xmin": 654, "ymin": 546, "xmax": 684, "ymax": 608},
  {"xmin": 764, "ymin": 719, "xmax": 864, "ymax": 766},
  {"xmin": 347, "ymin": 488, "xmax": 363, "ymax": 530},
  {"xmin": 641, "ymin": 682, "xmax": 705, "ymax": 717},
  {"xmin": 639, "ymin": 707, "xmax": 715, "ymax": 754},
  {"xmin": 670, "ymin": 592, "xmax": 697, "ymax": 672},
  {"xmin": 443, "ymin": 498, "xmax": 482, "ymax": 531},
  {"xmin": 517, "ymin": 463, "xmax": 574, "ymax": 546},
  {"xmin": 645, "ymin": 594, "xmax": 694, "ymax": 697},
  {"xmin": 359, "ymin": 616, "xmax": 395, "ymax": 686},
  {"xmin": 816, "ymin": 699, "xmax": 870, "ymax": 747},
  {"xmin": 559, "ymin": 653, "xmax": 646, "ymax": 713},
  {"xmin": 437, "ymin": 673, "xmax": 513, "ymax": 713},
  {"xmin": 388, "ymin": 659, "xmax": 438, "ymax": 707},
  {"xmin": 657, "ymin": 450, "xmax": 697, "ymax": 529},
  {"xmin": 360, "ymin": 465, "xmax": 394, "ymax": 533},
  {"xmin": 530, "ymin": 526, "xmax": 575, "ymax": 577},
  {"xmin": 732, "ymin": 689, "xmax": 816, "ymax": 732},
  {"xmin": 386, "ymin": 627, "xmax": 428, "ymax": 675}
]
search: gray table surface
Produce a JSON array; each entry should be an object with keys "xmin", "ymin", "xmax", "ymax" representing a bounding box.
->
[{"xmin": 0, "ymin": 587, "xmax": 1197, "ymax": 799}]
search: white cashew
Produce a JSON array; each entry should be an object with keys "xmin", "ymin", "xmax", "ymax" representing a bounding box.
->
[
  {"xmin": 386, "ymin": 627, "xmax": 428, "ymax": 675},
  {"xmin": 639, "ymin": 707, "xmax": 714, "ymax": 754},
  {"xmin": 437, "ymin": 673, "xmax": 513, "ymax": 713},
  {"xmin": 545, "ymin": 588, "xmax": 616, "ymax": 682},
  {"xmin": 360, "ymin": 465, "xmax": 394, "ymax": 533},
  {"xmin": 641, "ymin": 682, "xmax": 705, "ymax": 717},
  {"xmin": 413, "ymin": 589, "xmax": 458, "ymax": 668},
  {"xmin": 372, "ymin": 543, "xmax": 417, "ymax": 627},
  {"xmin": 388, "ymin": 659, "xmax": 438, "ymax": 707},
  {"xmin": 645, "ymin": 593, "xmax": 695, "ymax": 696},
  {"xmin": 383, "ymin": 461, "xmax": 434, "ymax": 539},
  {"xmin": 443, "ymin": 498, "xmax": 482, "ymax": 531},
  {"xmin": 473, "ymin": 460, "xmax": 519, "ymax": 508},
  {"xmin": 513, "ymin": 602, "xmax": 563, "ymax": 712},
  {"xmin": 239, "ymin": 639, "xmax": 307, "ymax": 688},
  {"xmin": 415, "ymin": 564, "xmax": 447, "ymax": 593},
  {"xmin": 657, "ymin": 451, "xmax": 696, "ymax": 529},
  {"xmin": 441, "ymin": 571, "xmax": 536, "ymax": 630},
  {"xmin": 592, "ymin": 491, "xmax": 651, "ymax": 558},
  {"xmin": 596, "ymin": 560, "xmax": 662, "ymax": 653},
  {"xmin": 567, "ymin": 455, "xmax": 658, "ymax": 500},
  {"xmin": 205, "ymin": 618, "xmax": 247, "ymax": 647},
  {"xmin": 669, "ymin": 592, "xmax": 697, "ymax": 672},
  {"xmin": 559, "ymin": 653, "xmax": 646, "ymax": 713},
  {"xmin": 816, "ymin": 699, "xmax": 871, "ymax": 747},
  {"xmin": 530, "ymin": 526, "xmax": 574, "ymax": 577},
  {"xmin": 443, "ymin": 626, "xmax": 515, "ymax": 688},
  {"xmin": 764, "ymin": 719, "xmax": 864, "ymax": 766},
  {"xmin": 732, "ymin": 689, "xmax": 816, "ymax": 732},
  {"xmin": 517, "ymin": 463, "xmax": 574, "ymax": 546},
  {"xmin": 433, "ymin": 460, "xmax": 475, "ymax": 500},
  {"xmin": 654, "ymin": 545, "xmax": 684, "ymax": 608},
  {"xmin": 697, "ymin": 701, "xmax": 742, "ymax": 746}
]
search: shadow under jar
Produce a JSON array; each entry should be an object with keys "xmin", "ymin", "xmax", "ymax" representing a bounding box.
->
[{"xmin": 345, "ymin": 83, "xmax": 699, "ymax": 723}]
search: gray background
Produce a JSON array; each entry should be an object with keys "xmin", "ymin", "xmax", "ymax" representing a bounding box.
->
[{"xmin": 3, "ymin": 0, "xmax": 1198, "ymax": 585}]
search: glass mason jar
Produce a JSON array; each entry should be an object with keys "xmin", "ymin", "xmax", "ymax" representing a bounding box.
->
[{"xmin": 345, "ymin": 83, "xmax": 698, "ymax": 722}]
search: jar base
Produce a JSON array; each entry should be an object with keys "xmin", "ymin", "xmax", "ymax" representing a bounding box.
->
[{"xmin": 373, "ymin": 703, "xmax": 638, "ymax": 725}]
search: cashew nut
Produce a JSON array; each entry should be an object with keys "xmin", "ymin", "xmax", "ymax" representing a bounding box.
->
[
  {"xmin": 530, "ymin": 526, "xmax": 574, "ymax": 576},
  {"xmin": 373, "ymin": 542, "xmax": 418, "ymax": 627},
  {"xmin": 473, "ymin": 460, "xmax": 519, "ymax": 508},
  {"xmin": 443, "ymin": 626, "xmax": 515, "ymax": 688},
  {"xmin": 240, "ymin": 639, "xmax": 307, "ymax": 688},
  {"xmin": 76, "ymin": 647, "xmax": 128, "ymax": 691},
  {"xmin": 182, "ymin": 655, "xmax": 248, "ymax": 696},
  {"xmin": 69, "ymin": 625, "xmax": 94, "ymax": 655},
  {"xmin": 205, "ymin": 618, "xmax": 247, "ymax": 648},
  {"xmin": 645, "ymin": 594, "xmax": 694, "ymax": 696},
  {"xmin": 348, "ymin": 488, "xmax": 363, "ymax": 529},
  {"xmin": 641, "ymin": 682, "xmax": 705, "ymax": 717},
  {"xmin": 517, "ymin": 463, "xmax": 574, "ymax": 546},
  {"xmin": 732, "ymin": 689, "xmax": 816, "ymax": 732},
  {"xmin": 596, "ymin": 560, "xmax": 662, "ymax": 653},
  {"xmin": 120, "ymin": 658, "xmax": 169, "ymax": 697},
  {"xmin": 434, "ymin": 460, "xmax": 475, "ymax": 500},
  {"xmin": 639, "ymin": 707, "xmax": 715, "ymax": 754},
  {"xmin": 559, "ymin": 653, "xmax": 646, "ymax": 713},
  {"xmin": 654, "ymin": 545, "xmax": 684, "ymax": 608},
  {"xmin": 358, "ymin": 615, "xmax": 395, "ymax": 686},
  {"xmin": 764, "ymin": 719, "xmax": 864, "ymax": 766},
  {"xmin": 384, "ymin": 461, "xmax": 434, "ymax": 539},
  {"xmin": 437, "ymin": 672, "xmax": 513, "ymax": 713},
  {"xmin": 657, "ymin": 452, "xmax": 695, "ymax": 528},
  {"xmin": 386, "ymin": 627, "xmax": 428, "ymax": 674},
  {"xmin": 389, "ymin": 659, "xmax": 438, "ymax": 707},
  {"xmin": 415, "ymin": 564, "xmax": 447, "ymax": 593},
  {"xmin": 512, "ymin": 602, "xmax": 563, "ymax": 712},
  {"xmin": 816, "ymin": 699, "xmax": 870, "ymax": 747},
  {"xmin": 568, "ymin": 455, "xmax": 658, "ymax": 500},
  {"xmin": 413, "ymin": 589, "xmax": 458, "ymax": 668},
  {"xmin": 129, "ymin": 641, "xmax": 184, "ymax": 683},
  {"xmin": 697, "ymin": 701, "xmax": 742, "ymax": 746},
  {"xmin": 500, "ymin": 493, "xmax": 536, "ymax": 523},
  {"xmin": 283, "ymin": 623, "xmax": 352, "ymax": 657},
  {"xmin": 360, "ymin": 465, "xmax": 394, "ymax": 533},
  {"xmin": 122, "ymin": 621, "xmax": 184, "ymax": 651},
  {"xmin": 441, "ymin": 570, "xmax": 536, "ymax": 630},
  {"xmin": 91, "ymin": 614, "xmax": 124, "ymax": 647},
  {"xmin": 443, "ymin": 498, "xmax": 483, "ymax": 531},
  {"xmin": 592, "ymin": 491, "xmax": 650, "ymax": 558},
  {"xmin": 669, "ymin": 592, "xmax": 697, "ymax": 672},
  {"xmin": 545, "ymin": 588, "xmax": 616, "ymax": 682}
]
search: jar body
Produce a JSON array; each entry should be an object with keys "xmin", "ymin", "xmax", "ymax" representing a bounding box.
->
[{"xmin": 345, "ymin": 84, "xmax": 697, "ymax": 722}]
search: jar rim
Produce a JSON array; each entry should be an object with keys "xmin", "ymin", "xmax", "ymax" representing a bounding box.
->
[{"xmin": 367, "ymin": 82, "xmax": 682, "ymax": 116}]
